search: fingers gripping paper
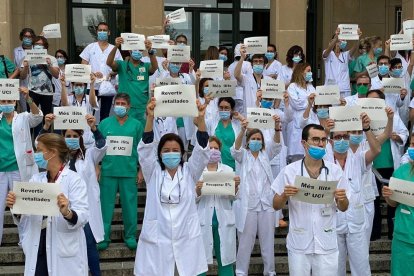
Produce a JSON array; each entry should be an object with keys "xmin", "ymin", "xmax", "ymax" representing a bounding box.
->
[
  {"xmin": 154, "ymin": 84, "xmax": 198, "ymax": 117},
  {"xmin": 292, "ymin": 176, "xmax": 338, "ymax": 204},
  {"xmin": 0, "ymin": 79, "xmax": 20, "ymax": 100},
  {"xmin": 389, "ymin": 177, "xmax": 414, "ymax": 207},
  {"xmin": 329, "ymin": 106, "xmax": 362, "ymax": 132},
  {"xmin": 201, "ymin": 171, "xmax": 236, "ymax": 196},
  {"xmin": 53, "ymin": 106, "xmax": 87, "ymax": 130}
]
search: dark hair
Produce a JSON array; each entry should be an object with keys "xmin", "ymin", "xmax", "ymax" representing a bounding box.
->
[
  {"xmin": 218, "ymin": 46, "xmax": 229, "ymax": 55},
  {"xmin": 251, "ymin": 54, "xmax": 267, "ymax": 65},
  {"xmin": 390, "ymin": 58, "xmax": 403, "ymax": 69},
  {"xmin": 377, "ymin": 55, "xmax": 390, "ymax": 63},
  {"xmin": 62, "ymin": 129, "xmax": 86, "ymax": 160},
  {"xmin": 157, "ymin": 133, "xmax": 185, "ymax": 170},
  {"xmin": 97, "ymin": 22, "xmax": 109, "ymax": 29},
  {"xmin": 33, "ymin": 36, "xmax": 49, "ymax": 50},
  {"xmin": 175, "ymin": 34, "xmax": 188, "ymax": 43},
  {"xmin": 209, "ymin": 136, "xmax": 222, "ymax": 149},
  {"xmin": 246, "ymin": 128, "xmax": 265, "ymax": 150},
  {"xmin": 218, "ymin": 97, "xmax": 235, "ymax": 110},
  {"xmin": 55, "ymin": 49, "xmax": 69, "ymax": 64},
  {"xmin": 356, "ymin": 73, "xmax": 371, "ymax": 84},
  {"xmin": 19, "ymin": 28, "xmax": 35, "ymax": 40},
  {"xmin": 219, "ymin": 46, "xmax": 230, "ymax": 66},
  {"xmin": 268, "ymin": 43, "xmax": 277, "ymax": 59},
  {"xmin": 286, "ymin": 45, "xmax": 305, "ymax": 68},
  {"xmin": 367, "ymin": 89, "xmax": 385, "ymax": 100},
  {"xmin": 302, "ymin": 124, "xmax": 325, "ymax": 141},
  {"xmin": 204, "ymin": 46, "xmax": 219, "ymax": 60},
  {"xmin": 199, "ymin": 78, "xmax": 213, "ymax": 98},
  {"xmin": 114, "ymin": 93, "xmax": 131, "ymax": 104}
]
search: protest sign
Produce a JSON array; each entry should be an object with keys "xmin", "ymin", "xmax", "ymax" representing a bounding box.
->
[
  {"xmin": 315, "ymin": 85, "xmax": 340, "ymax": 105},
  {"xmin": 403, "ymin": 20, "xmax": 414, "ymax": 36},
  {"xmin": 0, "ymin": 79, "xmax": 19, "ymax": 100},
  {"xmin": 200, "ymin": 60, "xmax": 224, "ymax": 79},
  {"xmin": 390, "ymin": 34, "xmax": 413, "ymax": 51},
  {"xmin": 25, "ymin": 49, "xmax": 47, "ymax": 65},
  {"xmin": 261, "ymin": 79, "xmax": 285, "ymax": 99},
  {"xmin": 338, "ymin": 24, "xmax": 359, "ymax": 40},
  {"xmin": 381, "ymin": 78, "xmax": 405, "ymax": 93},
  {"xmin": 155, "ymin": 77, "xmax": 181, "ymax": 87},
  {"xmin": 389, "ymin": 177, "xmax": 414, "ymax": 207},
  {"xmin": 167, "ymin": 45, "xmax": 191, "ymax": 62},
  {"xmin": 121, "ymin": 33, "xmax": 146, "ymax": 50},
  {"xmin": 356, "ymin": 98, "xmax": 387, "ymax": 121},
  {"xmin": 329, "ymin": 106, "xmax": 362, "ymax": 132},
  {"xmin": 366, "ymin": 63, "xmax": 379, "ymax": 79},
  {"xmin": 370, "ymin": 120, "xmax": 387, "ymax": 136},
  {"xmin": 154, "ymin": 84, "xmax": 198, "ymax": 117},
  {"xmin": 53, "ymin": 106, "xmax": 87, "ymax": 130},
  {"xmin": 106, "ymin": 136, "xmax": 133, "ymax": 156},
  {"xmin": 148, "ymin": 35, "xmax": 170, "ymax": 49},
  {"xmin": 292, "ymin": 176, "xmax": 338, "ymax": 204},
  {"xmin": 42, "ymin": 23, "xmax": 61, "ymax": 38},
  {"xmin": 247, "ymin": 107, "xmax": 275, "ymax": 129},
  {"xmin": 201, "ymin": 171, "xmax": 236, "ymax": 196},
  {"xmin": 166, "ymin": 8, "xmax": 187, "ymax": 24},
  {"xmin": 208, "ymin": 80, "xmax": 236, "ymax": 97},
  {"xmin": 243, "ymin": 36, "xmax": 267, "ymax": 54},
  {"xmin": 64, "ymin": 64, "xmax": 91, "ymax": 83}
]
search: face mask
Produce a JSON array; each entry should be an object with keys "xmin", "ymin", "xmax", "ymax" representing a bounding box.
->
[
  {"xmin": 177, "ymin": 43, "xmax": 186, "ymax": 46},
  {"xmin": 169, "ymin": 63, "xmax": 181, "ymax": 74},
  {"xmin": 249, "ymin": 140, "xmax": 262, "ymax": 152},
  {"xmin": 203, "ymin": 87, "xmax": 209, "ymax": 96},
  {"xmin": 0, "ymin": 104, "xmax": 15, "ymax": 114},
  {"xmin": 252, "ymin": 64, "xmax": 264, "ymax": 75},
  {"xmin": 219, "ymin": 54, "xmax": 228, "ymax": 62},
  {"xmin": 261, "ymin": 100, "xmax": 273, "ymax": 109},
  {"xmin": 339, "ymin": 41, "xmax": 347, "ymax": 50},
  {"xmin": 378, "ymin": 65, "xmax": 389, "ymax": 76},
  {"xmin": 307, "ymin": 144, "xmax": 326, "ymax": 160},
  {"xmin": 357, "ymin": 85, "xmax": 369, "ymax": 95},
  {"xmin": 33, "ymin": 45, "xmax": 44, "ymax": 50},
  {"xmin": 162, "ymin": 152, "xmax": 181, "ymax": 169},
  {"xmin": 22, "ymin": 37, "xmax": 32, "ymax": 47},
  {"xmin": 73, "ymin": 86, "xmax": 85, "ymax": 96},
  {"xmin": 65, "ymin": 137, "xmax": 80, "ymax": 150},
  {"xmin": 350, "ymin": 134, "xmax": 364, "ymax": 145},
  {"xmin": 333, "ymin": 139, "xmax": 350, "ymax": 153},
  {"xmin": 316, "ymin": 108, "xmax": 329, "ymax": 119},
  {"xmin": 391, "ymin": 68, "xmax": 403, "ymax": 78},
  {"xmin": 408, "ymin": 147, "xmax": 414, "ymax": 160},
  {"xmin": 304, "ymin": 71, "xmax": 313, "ymax": 82},
  {"xmin": 97, "ymin": 31, "xmax": 108, "ymax": 41},
  {"xmin": 114, "ymin": 105, "xmax": 127, "ymax": 117},
  {"xmin": 131, "ymin": 50, "xmax": 143, "ymax": 61},
  {"xmin": 374, "ymin": 47, "xmax": 383, "ymax": 56},
  {"xmin": 219, "ymin": 111, "xmax": 231, "ymax": 120},
  {"xmin": 34, "ymin": 152, "xmax": 49, "ymax": 169},
  {"xmin": 292, "ymin": 56, "xmax": 302, "ymax": 63},
  {"xmin": 265, "ymin": 52, "xmax": 275, "ymax": 60},
  {"xmin": 56, "ymin": 57, "xmax": 65, "ymax": 65},
  {"xmin": 209, "ymin": 148, "xmax": 222, "ymax": 164}
]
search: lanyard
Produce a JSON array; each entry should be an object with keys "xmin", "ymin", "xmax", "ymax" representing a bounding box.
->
[{"xmin": 49, "ymin": 164, "xmax": 65, "ymax": 183}]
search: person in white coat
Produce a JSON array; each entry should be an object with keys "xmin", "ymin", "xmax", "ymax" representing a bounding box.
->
[
  {"xmin": 6, "ymin": 133, "xmax": 89, "ymax": 276},
  {"xmin": 231, "ymin": 119, "xmax": 282, "ymax": 276},
  {"xmin": 195, "ymin": 136, "xmax": 240, "ymax": 276},
  {"xmin": 0, "ymin": 87, "xmax": 43, "ymax": 245},
  {"xmin": 134, "ymin": 98, "xmax": 210, "ymax": 276}
]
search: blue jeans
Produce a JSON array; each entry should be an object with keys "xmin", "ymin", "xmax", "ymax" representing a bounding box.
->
[{"xmin": 84, "ymin": 223, "xmax": 101, "ymax": 276}]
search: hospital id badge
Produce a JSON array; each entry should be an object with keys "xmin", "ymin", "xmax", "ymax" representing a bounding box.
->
[
  {"xmin": 139, "ymin": 67, "xmax": 146, "ymax": 73},
  {"xmin": 137, "ymin": 76, "xmax": 145, "ymax": 81},
  {"xmin": 320, "ymin": 207, "xmax": 332, "ymax": 217}
]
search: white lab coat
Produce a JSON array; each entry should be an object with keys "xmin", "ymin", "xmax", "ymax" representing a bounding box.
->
[
  {"xmin": 14, "ymin": 168, "xmax": 89, "ymax": 276},
  {"xmin": 134, "ymin": 138, "xmax": 210, "ymax": 276},
  {"xmin": 153, "ymin": 116, "xmax": 178, "ymax": 141},
  {"xmin": 390, "ymin": 114, "xmax": 409, "ymax": 170},
  {"xmin": 196, "ymin": 163, "xmax": 236, "ymax": 266}
]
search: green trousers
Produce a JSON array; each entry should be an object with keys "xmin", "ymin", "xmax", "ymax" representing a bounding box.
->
[
  {"xmin": 100, "ymin": 176, "xmax": 137, "ymax": 243},
  {"xmin": 391, "ymin": 238, "xmax": 414, "ymax": 276},
  {"xmin": 198, "ymin": 210, "xmax": 234, "ymax": 276},
  {"xmin": 128, "ymin": 108, "xmax": 146, "ymax": 128}
]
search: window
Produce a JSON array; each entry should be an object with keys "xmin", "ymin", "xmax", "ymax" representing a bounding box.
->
[{"xmin": 395, "ymin": 7, "xmax": 402, "ymax": 34}]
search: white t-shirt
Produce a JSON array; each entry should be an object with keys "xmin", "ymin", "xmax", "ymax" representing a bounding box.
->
[
  {"xmin": 323, "ymin": 50, "xmax": 351, "ymax": 92},
  {"xmin": 21, "ymin": 54, "xmax": 58, "ymax": 95}
]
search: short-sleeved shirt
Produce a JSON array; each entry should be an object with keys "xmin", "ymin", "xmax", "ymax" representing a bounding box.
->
[
  {"xmin": 0, "ymin": 56, "xmax": 16, "ymax": 79},
  {"xmin": 353, "ymin": 53, "xmax": 375, "ymax": 73},
  {"xmin": 323, "ymin": 50, "xmax": 351, "ymax": 92},
  {"xmin": 263, "ymin": 60, "xmax": 282, "ymax": 78},
  {"xmin": 21, "ymin": 55, "xmax": 58, "ymax": 95},
  {"xmin": 0, "ymin": 117, "xmax": 18, "ymax": 172},
  {"xmin": 215, "ymin": 120, "xmax": 236, "ymax": 170}
]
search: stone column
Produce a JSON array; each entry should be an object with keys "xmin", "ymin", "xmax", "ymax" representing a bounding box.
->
[
  {"xmin": 0, "ymin": 0, "xmax": 13, "ymax": 58},
  {"xmin": 132, "ymin": 0, "xmax": 165, "ymax": 36}
]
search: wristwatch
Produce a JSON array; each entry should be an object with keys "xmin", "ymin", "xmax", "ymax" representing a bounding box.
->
[
  {"xmin": 148, "ymin": 49, "xmax": 156, "ymax": 55},
  {"xmin": 363, "ymin": 126, "xmax": 371, "ymax": 132}
]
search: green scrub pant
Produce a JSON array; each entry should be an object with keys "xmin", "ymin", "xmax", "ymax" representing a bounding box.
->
[
  {"xmin": 391, "ymin": 238, "xmax": 414, "ymax": 276},
  {"xmin": 198, "ymin": 210, "xmax": 234, "ymax": 276},
  {"xmin": 100, "ymin": 176, "xmax": 137, "ymax": 243},
  {"xmin": 128, "ymin": 108, "xmax": 146, "ymax": 128}
]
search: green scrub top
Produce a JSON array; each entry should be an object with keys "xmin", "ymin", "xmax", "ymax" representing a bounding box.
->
[
  {"xmin": 353, "ymin": 53, "xmax": 375, "ymax": 73},
  {"xmin": 98, "ymin": 116, "xmax": 143, "ymax": 178},
  {"xmin": 373, "ymin": 139, "xmax": 394, "ymax": 169},
  {"xmin": 0, "ymin": 56, "xmax": 16, "ymax": 79},
  {"xmin": 215, "ymin": 120, "xmax": 236, "ymax": 170},
  {"xmin": 348, "ymin": 59, "xmax": 357, "ymax": 95},
  {"xmin": 176, "ymin": 117, "xmax": 185, "ymax": 128},
  {"xmin": 0, "ymin": 117, "xmax": 18, "ymax": 172}
]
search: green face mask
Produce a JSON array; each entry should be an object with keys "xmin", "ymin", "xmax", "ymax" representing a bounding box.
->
[{"xmin": 357, "ymin": 85, "xmax": 369, "ymax": 95}]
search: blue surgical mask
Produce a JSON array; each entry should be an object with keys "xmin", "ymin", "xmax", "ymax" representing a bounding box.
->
[
  {"xmin": 162, "ymin": 152, "xmax": 181, "ymax": 169},
  {"xmin": 307, "ymin": 144, "xmax": 326, "ymax": 160},
  {"xmin": 65, "ymin": 137, "xmax": 80, "ymax": 150},
  {"xmin": 114, "ymin": 105, "xmax": 127, "ymax": 117},
  {"xmin": 374, "ymin": 47, "xmax": 383, "ymax": 56},
  {"xmin": 34, "ymin": 152, "xmax": 49, "ymax": 169},
  {"xmin": 261, "ymin": 99, "xmax": 273, "ymax": 109},
  {"xmin": 252, "ymin": 64, "xmax": 264, "ymax": 75},
  {"xmin": 265, "ymin": 52, "xmax": 275, "ymax": 61},
  {"xmin": 392, "ymin": 68, "xmax": 403, "ymax": 78},
  {"xmin": 97, "ymin": 31, "xmax": 108, "ymax": 41},
  {"xmin": 22, "ymin": 37, "xmax": 32, "ymax": 47},
  {"xmin": 169, "ymin": 63, "xmax": 181, "ymax": 74},
  {"xmin": 333, "ymin": 139, "xmax": 350, "ymax": 153},
  {"xmin": 339, "ymin": 41, "xmax": 347, "ymax": 50},
  {"xmin": 73, "ymin": 86, "xmax": 85, "ymax": 95},
  {"xmin": 292, "ymin": 56, "xmax": 302, "ymax": 63},
  {"xmin": 350, "ymin": 134, "xmax": 364, "ymax": 145},
  {"xmin": 219, "ymin": 54, "xmax": 228, "ymax": 62},
  {"xmin": 408, "ymin": 147, "xmax": 414, "ymax": 160},
  {"xmin": 378, "ymin": 65, "xmax": 389, "ymax": 76},
  {"xmin": 219, "ymin": 111, "xmax": 231, "ymax": 120},
  {"xmin": 57, "ymin": 57, "xmax": 65, "ymax": 65},
  {"xmin": 0, "ymin": 104, "xmax": 15, "ymax": 114},
  {"xmin": 305, "ymin": 72, "xmax": 313, "ymax": 82},
  {"xmin": 249, "ymin": 140, "xmax": 263, "ymax": 152},
  {"xmin": 131, "ymin": 50, "xmax": 143, "ymax": 61},
  {"xmin": 203, "ymin": 87, "xmax": 209, "ymax": 96},
  {"xmin": 33, "ymin": 45, "xmax": 44, "ymax": 50},
  {"xmin": 316, "ymin": 108, "xmax": 329, "ymax": 119}
]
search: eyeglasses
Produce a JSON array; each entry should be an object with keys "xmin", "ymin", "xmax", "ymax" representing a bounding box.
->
[
  {"xmin": 356, "ymin": 83, "xmax": 369, "ymax": 87},
  {"xmin": 159, "ymin": 172, "xmax": 181, "ymax": 204},
  {"xmin": 307, "ymin": 137, "xmax": 328, "ymax": 145},
  {"xmin": 332, "ymin": 134, "xmax": 350, "ymax": 141}
]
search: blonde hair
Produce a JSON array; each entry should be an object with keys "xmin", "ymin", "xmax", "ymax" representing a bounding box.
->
[
  {"xmin": 290, "ymin": 62, "xmax": 310, "ymax": 88},
  {"xmin": 37, "ymin": 133, "xmax": 70, "ymax": 163}
]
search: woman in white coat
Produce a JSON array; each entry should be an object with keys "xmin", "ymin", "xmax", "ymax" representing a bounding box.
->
[
  {"xmin": 6, "ymin": 133, "xmax": 89, "ymax": 276},
  {"xmin": 134, "ymin": 98, "xmax": 210, "ymax": 276},
  {"xmin": 231, "ymin": 119, "xmax": 281, "ymax": 276},
  {"xmin": 0, "ymin": 87, "xmax": 43, "ymax": 245}
]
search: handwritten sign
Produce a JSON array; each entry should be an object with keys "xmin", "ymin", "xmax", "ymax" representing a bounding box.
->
[
  {"xmin": 292, "ymin": 176, "xmax": 338, "ymax": 204},
  {"xmin": 65, "ymin": 64, "xmax": 91, "ymax": 83},
  {"xmin": 356, "ymin": 98, "xmax": 387, "ymax": 121},
  {"xmin": 315, "ymin": 85, "xmax": 340, "ymax": 105},
  {"xmin": 329, "ymin": 106, "xmax": 362, "ymax": 132},
  {"xmin": 389, "ymin": 177, "xmax": 414, "ymax": 207},
  {"xmin": 0, "ymin": 79, "xmax": 19, "ymax": 100},
  {"xmin": 106, "ymin": 136, "xmax": 133, "ymax": 156},
  {"xmin": 200, "ymin": 60, "xmax": 223, "ymax": 79},
  {"xmin": 381, "ymin": 78, "xmax": 405, "ymax": 93},
  {"xmin": 403, "ymin": 20, "xmax": 414, "ymax": 37},
  {"xmin": 148, "ymin": 35, "xmax": 170, "ymax": 49},
  {"xmin": 370, "ymin": 120, "xmax": 387, "ymax": 136},
  {"xmin": 208, "ymin": 80, "xmax": 236, "ymax": 97},
  {"xmin": 247, "ymin": 107, "xmax": 275, "ymax": 129},
  {"xmin": 25, "ymin": 49, "xmax": 47, "ymax": 65},
  {"xmin": 201, "ymin": 171, "xmax": 236, "ymax": 196},
  {"xmin": 167, "ymin": 45, "xmax": 191, "ymax": 62},
  {"xmin": 166, "ymin": 8, "xmax": 187, "ymax": 24},
  {"xmin": 42, "ymin": 23, "xmax": 61, "ymax": 39},
  {"xmin": 243, "ymin": 36, "xmax": 268, "ymax": 54},
  {"xmin": 12, "ymin": 182, "xmax": 61, "ymax": 216},
  {"xmin": 121, "ymin": 33, "xmax": 146, "ymax": 51},
  {"xmin": 390, "ymin": 34, "xmax": 413, "ymax": 51},
  {"xmin": 338, "ymin": 24, "xmax": 359, "ymax": 40},
  {"xmin": 154, "ymin": 84, "xmax": 198, "ymax": 117},
  {"xmin": 53, "ymin": 106, "xmax": 87, "ymax": 130},
  {"xmin": 155, "ymin": 77, "xmax": 181, "ymax": 87},
  {"xmin": 366, "ymin": 63, "xmax": 379, "ymax": 79},
  {"xmin": 261, "ymin": 79, "xmax": 284, "ymax": 99}
]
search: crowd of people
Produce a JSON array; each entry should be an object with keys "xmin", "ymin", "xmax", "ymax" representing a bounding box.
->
[{"xmin": 1, "ymin": 19, "xmax": 414, "ymax": 276}]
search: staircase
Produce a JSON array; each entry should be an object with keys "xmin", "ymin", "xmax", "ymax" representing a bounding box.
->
[{"xmin": 0, "ymin": 188, "xmax": 392, "ymax": 275}]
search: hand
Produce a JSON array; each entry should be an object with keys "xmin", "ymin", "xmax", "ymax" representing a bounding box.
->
[
  {"xmin": 146, "ymin": 97, "xmax": 156, "ymax": 118},
  {"xmin": 273, "ymin": 114, "xmax": 281, "ymax": 127},
  {"xmin": 145, "ymin": 39, "xmax": 152, "ymax": 51},
  {"xmin": 115, "ymin": 37, "xmax": 124, "ymax": 48},
  {"xmin": 137, "ymin": 168, "xmax": 144, "ymax": 187},
  {"xmin": 162, "ymin": 59, "xmax": 169, "ymax": 71},
  {"xmin": 196, "ymin": 99, "xmax": 207, "ymax": 117},
  {"xmin": 90, "ymin": 73, "xmax": 96, "ymax": 85},
  {"xmin": 234, "ymin": 176, "xmax": 240, "ymax": 194},
  {"xmin": 19, "ymin": 87, "xmax": 30, "ymax": 100},
  {"xmin": 283, "ymin": 185, "xmax": 299, "ymax": 197},
  {"xmin": 360, "ymin": 112, "xmax": 371, "ymax": 129},
  {"xmin": 46, "ymin": 57, "xmax": 52, "ymax": 67},
  {"xmin": 334, "ymin": 188, "xmax": 347, "ymax": 202},
  {"xmin": 391, "ymin": 132, "xmax": 400, "ymax": 141},
  {"xmin": 382, "ymin": 186, "xmax": 393, "ymax": 198},
  {"xmin": 6, "ymin": 192, "xmax": 16, "ymax": 209},
  {"xmin": 85, "ymin": 114, "xmax": 96, "ymax": 131},
  {"xmin": 57, "ymin": 193, "xmax": 70, "ymax": 217},
  {"xmin": 400, "ymin": 88, "xmax": 407, "ymax": 100},
  {"xmin": 195, "ymin": 69, "xmax": 201, "ymax": 81},
  {"xmin": 256, "ymin": 89, "xmax": 263, "ymax": 102},
  {"xmin": 283, "ymin": 91, "xmax": 289, "ymax": 106},
  {"xmin": 39, "ymin": 31, "xmax": 45, "ymax": 37},
  {"xmin": 196, "ymin": 181, "xmax": 203, "ymax": 197},
  {"xmin": 223, "ymin": 71, "xmax": 231, "ymax": 80},
  {"xmin": 308, "ymin": 93, "xmax": 315, "ymax": 106},
  {"xmin": 232, "ymin": 111, "xmax": 244, "ymax": 121},
  {"xmin": 59, "ymin": 75, "xmax": 66, "ymax": 86},
  {"xmin": 163, "ymin": 17, "xmax": 170, "ymax": 27},
  {"xmin": 204, "ymin": 92, "xmax": 214, "ymax": 106},
  {"xmin": 385, "ymin": 39, "xmax": 391, "ymax": 49},
  {"xmin": 339, "ymin": 97, "xmax": 346, "ymax": 106},
  {"xmin": 357, "ymin": 28, "xmax": 362, "ymax": 37},
  {"xmin": 335, "ymin": 28, "xmax": 340, "ymax": 39},
  {"xmin": 94, "ymin": 72, "xmax": 103, "ymax": 79},
  {"xmin": 44, "ymin": 114, "xmax": 55, "ymax": 129},
  {"xmin": 325, "ymin": 118, "xmax": 335, "ymax": 131},
  {"xmin": 189, "ymin": 59, "xmax": 195, "ymax": 72},
  {"xmin": 168, "ymin": 40, "xmax": 175, "ymax": 46},
  {"xmin": 240, "ymin": 44, "xmax": 247, "ymax": 60},
  {"xmin": 23, "ymin": 60, "xmax": 29, "ymax": 68},
  {"xmin": 385, "ymin": 106, "xmax": 394, "ymax": 119}
]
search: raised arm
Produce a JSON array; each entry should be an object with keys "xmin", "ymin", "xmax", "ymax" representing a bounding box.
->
[
  {"xmin": 60, "ymin": 75, "xmax": 69, "ymax": 106},
  {"xmin": 234, "ymin": 45, "xmax": 247, "ymax": 83},
  {"xmin": 88, "ymin": 74, "xmax": 98, "ymax": 108},
  {"xmin": 362, "ymin": 112, "xmax": 382, "ymax": 165},
  {"xmin": 322, "ymin": 28, "xmax": 339, "ymax": 59},
  {"xmin": 375, "ymin": 107, "xmax": 394, "ymax": 145},
  {"xmin": 106, "ymin": 37, "xmax": 122, "ymax": 72},
  {"xmin": 145, "ymin": 40, "xmax": 158, "ymax": 74},
  {"xmin": 349, "ymin": 28, "xmax": 362, "ymax": 58}
]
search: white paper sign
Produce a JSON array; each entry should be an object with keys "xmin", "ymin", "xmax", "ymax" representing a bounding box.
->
[
  {"xmin": 247, "ymin": 107, "xmax": 275, "ymax": 129},
  {"xmin": 155, "ymin": 77, "xmax": 181, "ymax": 87},
  {"xmin": 42, "ymin": 23, "xmax": 61, "ymax": 39},
  {"xmin": 381, "ymin": 78, "xmax": 405, "ymax": 93},
  {"xmin": 390, "ymin": 34, "xmax": 413, "ymax": 51},
  {"xmin": 261, "ymin": 79, "xmax": 285, "ymax": 99},
  {"xmin": 200, "ymin": 60, "xmax": 223, "ymax": 79},
  {"xmin": 338, "ymin": 24, "xmax": 359, "ymax": 40},
  {"xmin": 64, "ymin": 64, "xmax": 91, "ymax": 84},
  {"xmin": 366, "ymin": 63, "xmax": 379, "ymax": 78},
  {"xmin": 315, "ymin": 85, "xmax": 340, "ymax": 105},
  {"xmin": 208, "ymin": 80, "xmax": 236, "ymax": 98},
  {"xmin": 167, "ymin": 45, "xmax": 191, "ymax": 62},
  {"xmin": 356, "ymin": 98, "xmax": 387, "ymax": 121},
  {"xmin": 166, "ymin": 8, "xmax": 187, "ymax": 24},
  {"xmin": 201, "ymin": 171, "xmax": 236, "ymax": 196},
  {"xmin": 292, "ymin": 176, "xmax": 338, "ymax": 204},
  {"xmin": 106, "ymin": 136, "xmax": 133, "ymax": 156},
  {"xmin": 370, "ymin": 120, "xmax": 387, "ymax": 136},
  {"xmin": 12, "ymin": 182, "xmax": 61, "ymax": 216},
  {"xmin": 389, "ymin": 177, "xmax": 414, "ymax": 207},
  {"xmin": 243, "ymin": 36, "xmax": 268, "ymax": 54},
  {"xmin": 121, "ymin": 33, "xmax": 146, "ymax": 51},
  {"xmin": 148, "ymin": 35, "xmax": 170, "ymax": 49},
  {"xmin": 0, "ymin": 79, "xmax": 19, "ymax": 100},
  {"xmin": 403, "ymin": 20, "xmax": 414, "ymax": 37},
  {"xmin": 25, "ymin": 49, "xmax": 47, "ymax": 65},
  {"xmin": 154, "ymin": 84, "xmax": 198, "ymax": 117},
  {"xmin": 53, "ymin": 106, "xmax": 87, "ymax": 130},
  {"xmin": 329, "ymin": 106, "xmax": 362, "ymax": 132}
]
